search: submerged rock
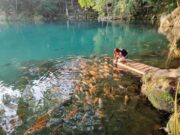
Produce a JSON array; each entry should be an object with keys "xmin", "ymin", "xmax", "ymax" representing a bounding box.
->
[{"xmin": 142, "ymin": 69, "xmax": 180, "ymax": 112}]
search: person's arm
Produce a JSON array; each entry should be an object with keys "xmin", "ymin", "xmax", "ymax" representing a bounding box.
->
[{"xmin": 119, "ymin": 56, "xmax": 126, "ymax": 62}]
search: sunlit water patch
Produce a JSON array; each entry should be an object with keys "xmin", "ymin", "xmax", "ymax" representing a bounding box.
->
[
  {"xmin": 0, "ymin": 82, "xmax": 21, "ymax": 134},
  {"xmin": 0, "ymin": 57, "xmax": 83, "ymax": 134}
]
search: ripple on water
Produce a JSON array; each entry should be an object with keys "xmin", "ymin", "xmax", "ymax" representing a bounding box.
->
[
  {"xmin": 0, "ymin": 57, "xmax": 83, "ymax": 134},
  {"xmin": 0, "ymin": 81, "xmax": 21, "ymax": 134},
  {"xmin": 0, "ymin": 57, "xmax": 166, "ymax": 135}
]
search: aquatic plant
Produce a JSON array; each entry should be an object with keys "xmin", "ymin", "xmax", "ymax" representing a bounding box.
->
[{"xmin": 167, "ymin": 79, "xmax": 180, "ymax": 135}]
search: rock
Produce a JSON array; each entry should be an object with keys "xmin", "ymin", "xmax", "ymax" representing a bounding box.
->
[
  {"xmin": 159, "ymin": 7, "xmax": 180, "ymax": 44},
  {"xmin": 159, "ymin": 7, "xmax": 180, "ymax": 58},
  {"xmin": 0, "ymin": 11, "xmax": 6, "ymax": 21},
  {"xmin": 142, "ymin": 69, "xmax": 180, "ymax": 112},
  {"xmin": 160, "ymin": 7, "xmax": 180, "ymax": 28}
]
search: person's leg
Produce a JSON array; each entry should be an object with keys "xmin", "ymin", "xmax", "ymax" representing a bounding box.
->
[{"xmin": 113, "ymin": 57, "xmax": 119, "ymax": 67}]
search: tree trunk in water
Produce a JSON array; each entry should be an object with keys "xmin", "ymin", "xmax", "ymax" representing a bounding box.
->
[
  {"xmin": 15, "ymin": 0, "xmax": 18, "ymax": 13},
  {"xmin": 65, "ymin": 1, "xmax": 69, "ymax": 19},
  {"xmin": 71, "ymin": 0, "xmax": 74, "ymax": 7},
  {"xmin": 67, "ymin": 20, "xmax": 69, "ymax": 29}
]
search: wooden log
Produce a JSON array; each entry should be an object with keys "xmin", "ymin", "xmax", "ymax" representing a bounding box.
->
[
  {"xmin": 116, "ymin": 59, "xmax": 160, "ymax": 76},
  {"xmin": 117, "ymin": 61, "xmax": 145, "ymax": 76}
]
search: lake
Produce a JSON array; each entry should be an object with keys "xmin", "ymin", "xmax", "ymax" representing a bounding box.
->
[
  {"xmin": 0, "ymin": 21, "xmax": 170, "ymax": 135},
  {"xmin": 0, "ymin": 21, "xmax": 168, "ymax": 82}
]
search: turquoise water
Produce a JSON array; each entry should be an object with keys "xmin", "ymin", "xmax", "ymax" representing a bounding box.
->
[
  {"xmin": 0, "ymin": 22, "xmax": 170, "ymax": 135},
  {"xmin": 0, "ymin": 22, "xmax": 168, "ymax": 82}
]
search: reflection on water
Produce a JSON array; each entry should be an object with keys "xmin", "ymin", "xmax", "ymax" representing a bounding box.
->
[
  {"xmin": 0, "ymin": 22, "xmax": 169, "ymax": 82},
  {"xmin": 0, "ymin": 22, "xmax": 171, "ymax": 134},
  {"xmin": 0, "ymin": 57, "xmax": 82, "ymax": 134},
  {"xmin": 0, "ymin": 57, "xmax": 167, "ymax": 135}
]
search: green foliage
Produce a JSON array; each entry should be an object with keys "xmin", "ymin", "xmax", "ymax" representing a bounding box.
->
[
  {"xmin": 143, "ymin": 0, "xmax": 178, "ymax": 12},
  {"xmin": 0, "ymin": 0, "xmax": 178, "ymax": 20},
  {"xmin": 93, "ymin": 0, "xmax": 107, "ymax": 16},
  {"xmin": 78, "ymin": 0, "xmax": 106, "ymax": 16},
  {"xmin": 0, "ymin": 0, "xmax": 76, "ymax": 20},
  {"xmin": 78, "ymin": 0, "xmax": 143, "ymax": 17},
  {"xmin": 113, "ymin": 0, "xmax": 141, "ymax": 16},
  {"xmin": 78, "ymin": 0, "xmax": 178, "ymax": 18},
  {"xmin": 78, "ymin": 0, "xmax": 95, "ymax": 9}
]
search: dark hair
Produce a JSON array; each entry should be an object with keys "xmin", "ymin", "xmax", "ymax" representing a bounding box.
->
[
  {"xmin": 114, "ymin": 48, "xmax": 121, "ymax": 52},
  {"xmin": 120, "ymin": 49, "xmax": 128, "ymax": 57}
]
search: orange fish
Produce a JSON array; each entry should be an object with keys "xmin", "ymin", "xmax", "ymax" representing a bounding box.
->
[
  {"xmin": 89, "ymin": 87, "xmax": 97, "ymax": 95},
  {"xmin": 18, "ymin": 113, "xmax": 25, "ymax": 119},
  {"xmin": 93, "ymin": 97, "xmax": 99, "ymax": 106},
  {"xmin": 23, "ymin": 119, "xmax": 48, "ymax": 135},
  {"xmin": 124, "ymin": 95, "xmax": 129, "ymax": 105},
  {"xmin": 89, "ymin": 70, "xmax": 96, "ymax": 76},
  {"xmin": 66, "ymin": 108, "xmax": 78, "ymax": 119}
]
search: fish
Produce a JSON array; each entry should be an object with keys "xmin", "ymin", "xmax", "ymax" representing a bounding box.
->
[
  {"xmin": 74, "ymin": 94, "xmax": 80, "ymax": 100},
  {"xmin": 95, "ymin": 110, "xmax": 105, "ymax": 118},
  {"xmin": 66, "ymin": 108, "xmax": 78, "ymax": 119},
  {"xmin": 3, "ymin": 63, "xmax": 12, "ymax": 67},
  {"xmin": 23, "ymin": 119, "xmax": 48, "ymax": 135},
  {"xmin": 80, "ymin": 61, "xmax": 87, "ymax": 68},
  {"xmin": 51, "ymin": 86, "xmax": 60, "ymax": 93},
  {"xmin": 36, "ymin": 113, "xmax": 50, "ymax": 123},
  {"xmin": 52, "ymin": 124, "xmax": 63, "ymax": 133},
  {"xmin": 124, "ymin": 95, "xmax": 129, "ymax": 105},
  {"xmin": 89, "ymin": 87, "xmax": 97, "ymax": 95},
  {"xmin": 104, "ymin": 91, "xmax": 115, "ymax": 100},
  {"xmin": 74, "ymin": 85, "xmax": 81, "ymax": 93},
  {"xmin": 82, "ymin": 81, "xmax": 88, "ymax": 86},
  {"xmin": 118, "ymin": 85, "xmax": 125, "ymax": 89},
  {"xmin": 89, "ymin": 70, "xmax": 96, "ymax": 76},
  {"xmin": 103, "ymin": 72, "xmax": 110, "ymax": 78},
  {"xmin": 93, "ymin": 97, "xmax": 99, "ymax": 106},
  {"xmin": 85, "ymin": 91, "xmax": 90, "ymax": 98},
  {"xmin": 19, "ymin": 66, "xmax": 28, "ymax": 70},
  {"xmin": 80, "ymin": 113, "xmax": 88, "ymax": 124},
  {"xmin": 18, "ymin": 113, "xmax": 25, "ymax": 119},
  {"xmin": 98, "ymin": 98, "xmax": 103, "ymax": 108}
]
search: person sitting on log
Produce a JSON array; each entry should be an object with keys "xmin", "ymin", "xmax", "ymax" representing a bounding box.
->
[{"xmin": 113, "ymin": 48, "xmax": 128, "ymax": 66}]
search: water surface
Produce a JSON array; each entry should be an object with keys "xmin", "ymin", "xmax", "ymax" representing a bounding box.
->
[
  {"xmin": 0, "ymin": 22, "xmax": 170, "ymax": 135},
  {"xmin": 0, "ymin": 21, "xmax": 168, "ymax": 82}
]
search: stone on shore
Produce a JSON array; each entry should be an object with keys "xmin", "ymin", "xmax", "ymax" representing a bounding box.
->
[{"xmin": 142, "ymin": 69, "xmax": 180, "ymax": 112}]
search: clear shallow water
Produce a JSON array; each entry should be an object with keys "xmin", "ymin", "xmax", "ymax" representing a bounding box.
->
[
  {"xmin": 0, "ymin": 21, "xmax": 168, "ymax": 82},
  {"xmin": 0, "ymin": 22, "xmax": 170, "ymax": 135}
]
